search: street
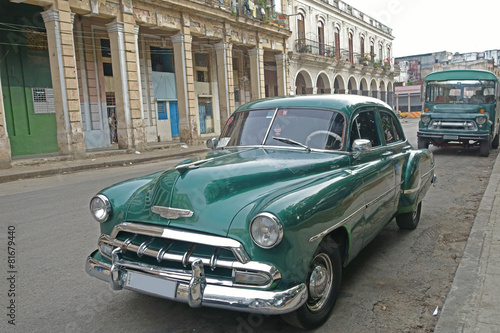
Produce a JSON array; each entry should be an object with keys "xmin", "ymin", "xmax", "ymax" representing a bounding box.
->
[{"xmin": 0, "ymin": 118, "xmax": 497, "ymax": 333}]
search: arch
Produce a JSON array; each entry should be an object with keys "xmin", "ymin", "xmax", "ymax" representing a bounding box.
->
[
  {"xmin": 316, "ymin": 71, "xmax": 331, "ymax": 94},
  {"xmin": 334, "ymin": 75, "xmax": 346, "ymax": 94},
  {"xmin": 370, "ymin": 79, "xmax": 378, "ymax": 99},
  {"xmin": 359, "ymin": 78, "xmax": 369, "ymax": 96},
  {"xmin": 347, "ymin": 76, "xmax": 358, "ymax": 95},
  {"xmin": 295, "ymin": 69, "xmax": 314, "ymax": 95}
]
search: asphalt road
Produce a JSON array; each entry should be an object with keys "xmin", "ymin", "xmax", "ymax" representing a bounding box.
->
[{"xmin": 0, "ymin": 118, "xmax": 496, "ymax": 332}]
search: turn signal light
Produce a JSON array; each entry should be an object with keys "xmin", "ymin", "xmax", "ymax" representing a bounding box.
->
[{"xmin": 480, "ymin": 109, "xmax": 485, "ymax": 114}]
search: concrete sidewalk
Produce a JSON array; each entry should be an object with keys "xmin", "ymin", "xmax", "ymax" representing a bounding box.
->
[
  {"xmin": 435, "ymin": 151, "xmax": 500, "ymax": 332},
  {"xmin": 0, "ymin": 143, "xmax": 209, "ymax": 184}
]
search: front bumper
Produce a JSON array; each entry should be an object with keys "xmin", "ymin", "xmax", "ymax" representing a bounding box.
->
[
  {"xmin": 417, "ymin": 131, "xmax": 488, "ymax": 141},
  {"xmin": 86, "ymin": 249, "xmax": 307, "ymax": 314}
]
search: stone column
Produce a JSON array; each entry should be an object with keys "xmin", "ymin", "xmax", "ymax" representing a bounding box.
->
[
  {"xmin": 249, "ymin": 48, "xmax": 265, "ymax": 100},
  {"xmin": 0, "ymin": 73, "xmax": 11, "ymax": 169},
  {"xmin": 134, "ymin": 25, "xmax": 144, "ymax": 123},
  {"xmin": 215, "ymin": 41, "xmax": 235, "ymax": 128},
  {"xmin": 172, "ymin": 30, "xmax": 198, "ymax": 144},
  {"xmin": 42, "ymin": 8, "xmax": 85, "ymax": 159},
  {"xmin": 106, "ymin": 20, "xmax": 145, "ymax": 150},
  {"xmin": 275, "ymin": 53, "xmax": 287, "ymax": 96}
]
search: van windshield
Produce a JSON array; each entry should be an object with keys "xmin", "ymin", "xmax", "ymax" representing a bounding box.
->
[{"xmin": 426, "ymin": 80, "xmax": 496, "ymax": 104}]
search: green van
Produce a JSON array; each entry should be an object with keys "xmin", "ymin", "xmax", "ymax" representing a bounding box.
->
[{"xmin": 418, "ymin": 70, "xmax": 500, "ymax": 156}]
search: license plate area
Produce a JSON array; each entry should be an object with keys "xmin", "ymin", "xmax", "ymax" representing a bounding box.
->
[
  {"xmin": 443, "ymin": 135, "xmax": 459, "ymax": 140},
  {"xmin": 125, "ymin": 270, "xmax": 177, "ymax": 299}
]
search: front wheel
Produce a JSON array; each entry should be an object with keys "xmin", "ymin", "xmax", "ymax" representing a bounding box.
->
[
  {"xmin": 480, "ymin": 139, "xmax": 490, "ymax": 157},
  {"xmin": 396, "ymin": 202, "xmax": 422, "ymax": 230},
  {"xmin": 281, "ymin": 240, "xmax": 342, "ymax": 329}
]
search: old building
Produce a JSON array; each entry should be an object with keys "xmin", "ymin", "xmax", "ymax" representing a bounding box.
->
[
  {"xmin": 287, "ymin": 0, "xmax": 396, "ymax": 103},
  {"xmin": 0, "ymin": 0, "xmax": 291, "ymax": 168}
]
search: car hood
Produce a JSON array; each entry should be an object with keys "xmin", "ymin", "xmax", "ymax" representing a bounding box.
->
[{"xmin": 125, "ymin": 147, "xmax": 347, "ymax": 237}]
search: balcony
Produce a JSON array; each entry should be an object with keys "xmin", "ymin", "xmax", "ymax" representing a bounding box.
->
[
  {"xmin": 231, "ymin": 0, "xmax": 288, "ymax": 28},
  {"xmin": 295, "ymin": 38, "xmax": 336, "ymax": 58}
]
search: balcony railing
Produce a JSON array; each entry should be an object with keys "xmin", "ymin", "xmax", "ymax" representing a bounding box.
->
[{"xmin": 295, "ymin": 38, "xmax": 336, "ymax": 58}]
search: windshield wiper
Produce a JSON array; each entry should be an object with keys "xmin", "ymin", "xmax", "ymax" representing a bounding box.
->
[{"xmin": 273, "ymin": 136, "xmax": 310, "ymax": 151}]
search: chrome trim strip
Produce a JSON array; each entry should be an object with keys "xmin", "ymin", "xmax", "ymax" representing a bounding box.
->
[
  {"xmin": 309, "ymin": 181, "xmax": 403, "ymax": 243},
  {"xmin": 260, "ymin": 107, "xmax": 279, "ymax": 145},
  {"xmin": 309, "ymin": 205, "xmax": 365, "ymax": 243},
  {"xmin": 110, "ymin": 222, "xmax": 251, "ymax": 264},
  {"xmin": 403, "ymin": 166, "xmax": 435, "ymax": 194},
  {"xmin": 86, "ymin": 253, "xmax": 307, "ymax": 315}
]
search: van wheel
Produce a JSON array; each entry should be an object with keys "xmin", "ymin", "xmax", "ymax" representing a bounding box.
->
[
  {"xmin": 281, "ymin": 240, "xmax": 342, "ymax": 329},
  {"xmin": 480, "ymin": 139, "xmax": 490, "ymax": 157},
  {"xmin": 396, "ymin": 202, "xmax": 422, "ymax": 230},
  {"xmin": 492, "ymin": 134, "xmax": 499, "ymax": 149}
]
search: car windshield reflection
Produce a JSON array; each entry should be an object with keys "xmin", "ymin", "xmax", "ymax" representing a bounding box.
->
[{"xmin": 218, "ymin": 108, "xmax": 346, "ymax": 150}]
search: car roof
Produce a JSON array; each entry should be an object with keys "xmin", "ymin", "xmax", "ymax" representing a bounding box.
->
[
  {"xmin": 425, "ymin": 69, "xmax": 499, "ymax": 82},
  {"xmin": 234, "ymin": 94, "xmax": 392, "ymax": 117}
]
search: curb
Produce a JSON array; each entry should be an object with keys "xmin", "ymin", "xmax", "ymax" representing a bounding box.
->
[{"xmin": 0, "ymin": 147, "xmax": 209, "ymax": 184}]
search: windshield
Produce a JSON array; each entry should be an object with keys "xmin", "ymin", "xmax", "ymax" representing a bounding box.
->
[
  {"xmin": 426, "ymin": 79, "xmax": 496, "ymax": 104},
  {"xmin": 219, "ymin": 108, "xmax": 346, "ymax": 150}
]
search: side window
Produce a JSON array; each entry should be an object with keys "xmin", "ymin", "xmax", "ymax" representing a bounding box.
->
[
  {"xmin": 380, "ymin": 111, "xmax": 403, "ymax": 144},
  {"xmin": 350, "ymin": 111, "xmax": 381, "ymax": 148}
]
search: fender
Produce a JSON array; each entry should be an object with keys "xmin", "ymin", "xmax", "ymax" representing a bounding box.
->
[{"xmin": 398, "ymin": 149, "xmax": 435, "ymax": 214}]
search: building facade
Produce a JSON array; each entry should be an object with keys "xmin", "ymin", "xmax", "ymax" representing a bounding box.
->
[
  {"xmin": 0, "ymin": 0, "xmax": 291, "ymax": 168},
  {"xmin": 287, "ymin": 0, "xmax": 396, "ymax": 103}
]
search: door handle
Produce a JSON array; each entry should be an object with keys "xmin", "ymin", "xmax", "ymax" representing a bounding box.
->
[{"xmin": 382, "ymin": 151, "xmax": 394, "ymax": 157}]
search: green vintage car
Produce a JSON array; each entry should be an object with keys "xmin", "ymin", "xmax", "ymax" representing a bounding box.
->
[{"xmin": 86, "ymin": 95, "xmax": 436, "ymax": 329}]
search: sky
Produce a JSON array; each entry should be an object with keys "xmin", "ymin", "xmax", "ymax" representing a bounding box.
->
[{"xmin": 344, "ymin": 0, "xmax": 500, "ymax": 57}]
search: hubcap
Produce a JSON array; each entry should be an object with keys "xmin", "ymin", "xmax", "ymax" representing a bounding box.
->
[{"xmin": 307, "ymin": 253, "xmax": 333, "ymax": 312}]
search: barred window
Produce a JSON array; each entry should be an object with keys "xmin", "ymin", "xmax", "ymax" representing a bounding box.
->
[
  {"xmin": 101, "ymin": 39, "xmax": 111, "ymax": 58},
  {"xmin": 32, "ymin": 88, "xmax": 55, "ymax": 114},
  {"xmin": 106, "ymin": 92, "xmax": 116, "ymax": 106}
]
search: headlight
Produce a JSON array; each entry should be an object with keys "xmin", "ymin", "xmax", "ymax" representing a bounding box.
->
[
  {"xmin": 250, "ymin": 213, "xmax": 283, "ymax": 249},
  {"xmin": 476, "ymin": 116, "xmax": 487, "ymax": 125},
  {"xmin": 90, "ymin": 195, "xmax": 112, "ymax": 223},
  {"xmin": 421, "ymin": 115, "xmax": 431, "ymax": 123}
]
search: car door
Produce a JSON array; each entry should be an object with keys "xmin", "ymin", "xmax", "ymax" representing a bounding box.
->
[
  {"xmin": 363, "ymin": 109, "xmax": 411, "ymax": 240},
  {"xmin": 349, "ymin": 109, "xmax": 397, "ymax": 249}
]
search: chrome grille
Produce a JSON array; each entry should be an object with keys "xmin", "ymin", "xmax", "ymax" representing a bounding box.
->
[
  {"xmin": 98, "ymin": 222, "xmax": 281, "ymax": 289},
  {"xmin": 429, "ymin": 120, "xmax": 477, "ymax": 131}
]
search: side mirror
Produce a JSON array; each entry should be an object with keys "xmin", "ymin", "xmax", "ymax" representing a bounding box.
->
[
  {"xmin": 352, "ymin": 139, "xmax": 372, "ymax": 157},
  {"xmin": 206, "ymin": 138, "xmax": 218, "ymax": 149}
]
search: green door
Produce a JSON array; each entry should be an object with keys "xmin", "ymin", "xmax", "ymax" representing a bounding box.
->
[{"xmin": 0, "ymin": 3, "xmax": 57, "ymax": 156}]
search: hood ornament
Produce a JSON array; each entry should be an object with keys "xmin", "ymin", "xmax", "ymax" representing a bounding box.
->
[{"xmin": 151, "ymin": 206, "xmax": 194, "ymax": 219}]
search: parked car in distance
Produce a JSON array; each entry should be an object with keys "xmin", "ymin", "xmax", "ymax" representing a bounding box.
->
[{"xmin": 86, "ymin": 95, "xmax": 436, "ymax": 329}]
